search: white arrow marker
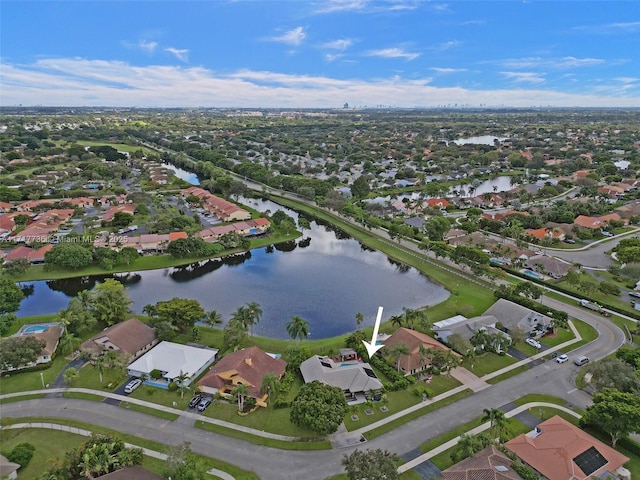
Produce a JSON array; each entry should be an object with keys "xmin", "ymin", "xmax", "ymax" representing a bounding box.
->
[{"xmin": 362, "ymin": 306, "xmax": 385, "ymax": 359}]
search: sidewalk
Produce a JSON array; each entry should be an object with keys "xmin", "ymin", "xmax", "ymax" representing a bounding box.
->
[
  {"xmin": 1, "ymin": 422, "xmax": 235, "ymax": 480},
  {"xmin": 398, "ymin": 401, "xmax": 581, "ymax": 473}
]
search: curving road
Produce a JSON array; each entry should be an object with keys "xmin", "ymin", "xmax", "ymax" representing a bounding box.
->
[{"xmin": 1, "ymin": 309, "xmax": 626, "ymax": 480}]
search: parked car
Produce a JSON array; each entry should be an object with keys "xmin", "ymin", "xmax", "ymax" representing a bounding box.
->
[
  {"xmin": 564, "ymin": 238, "xmax": 576, "ymax": 244},
  {"xmin": 556, "ymin": 354, "xmax": 569, "ymax": 364},
  {"xmin": 574, "ymin": 355, "xmax": 590, "ymax": 366},
  {"xmin": 197, "ymin": 397, "xmax": 212, "ymax": 412},
  {"xmin": 602, "ymin": 231, "xmax": 613, "ymax": 237},
  {"xmin": 629, "ymin": 291, "xmax": 640, "ymax": 298},
  {"xmin": 525, "ymin": 337, "xmax": 542, "ymax": 349},
  {"xmin": 189, "ymin": 394, "xmax": 203, "ymax": 408},
  {"xmin": 124, "ymin": 379, "xmax": 142, "ymax": 394}
]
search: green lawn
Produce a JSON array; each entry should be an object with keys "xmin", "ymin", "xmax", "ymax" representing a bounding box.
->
[
  {"xmin": 203, "ymin": 400, "xmax": 322, "ymax": 438},
  {"xmin": 195, "ymin": 419, "xmax": 332, "ymax": 450},
  {"xmin": 540, "ymin": 326, "xmax": 575, "ymax": 347},
  {"xmin": 363, "ymin": 389, "xmax": 474, "ymax": 440},
  {"xmin": 0, "ymin": 428, "xmax": 85, "ymax": 479},
  {"xmin": 0, "ymin": 418, "xmax": 259, "ymax": 479},
  {"xmin": 486, "ymin": 365, "xmax": 529, "ymax": 384},
  {"xmin": 0, "ymin": 355, "xmax": 69, "ymax": 395},
  {"xmin": 461, "ymin": 352, "xmax": 518, "ymax": 377},
  {"xmin": 127, "ymin": 384, "xmax": 192, "ymax": 410}
]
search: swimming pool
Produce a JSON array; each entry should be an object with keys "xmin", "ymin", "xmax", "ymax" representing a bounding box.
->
[
  {"xmin": 21, "ymin": 324, "xmax": 50, "ymax": 334},
  {"xmin": 522, "ymin": 269, "xmax": 543, "ymax": 280}
]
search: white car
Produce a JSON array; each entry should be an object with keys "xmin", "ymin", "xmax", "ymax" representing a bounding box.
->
[
  {"xmin": 525, "ymin": 337, "xmax": 542, "ymax": 349},
  {"xmin": 555, "ymin": 354, "xmax": 569, "ymax": 364},
  {"xmin": 124, "ymin": 379, "xmax": 142, "ymax": 394}
]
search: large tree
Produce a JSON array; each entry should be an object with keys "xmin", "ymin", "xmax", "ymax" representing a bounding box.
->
[
  {"xmin": 290, "ymin": 380, "xmax": 348, "ymax": 435},
  {"xmin": 91, "ymin": 278, "xmax": 131, "ymax": 326},
  {"xmin": 44, "ymin": 243, "xmax": 93, "ymax": 270},
  {"xmin": 581, "ymin": 387, "xmax": 640, "ymax": 446},
  {"xmin": 0, "ymin": 336, "xmax": 46, "ymax": 371},
  {"xmin": 0, "ymin": 278, "xmax": 25, "ymax": 316},
  {"xmin": 155, "ymin": 297, "xmax": 205, "ymax": 333},
  {"xmin": 584, "ymin": 358, "xmax": 640, "ymax": 394},
  {"xmin": 342, "ymin": 449, "xmax": 400, "ymax": 480}
]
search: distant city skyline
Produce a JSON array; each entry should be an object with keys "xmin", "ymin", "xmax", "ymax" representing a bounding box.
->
[{"xmin": 1, "ymin": 1, "xmax": 639, "ymax": 108}]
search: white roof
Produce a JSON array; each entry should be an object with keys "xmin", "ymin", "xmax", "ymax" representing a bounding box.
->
[
  {"xmin": 433, "ymin": 315, "xmax": 467, "ymax": 329},
  {"xmin": 127, "ymin": 341, "xmax": 217, "ymax": 379}
]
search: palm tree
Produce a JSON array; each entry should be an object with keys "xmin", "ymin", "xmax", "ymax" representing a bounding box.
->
[
  {"xmin": 260, "ymin": 373, "xmax": 280, "ymax": 406},
  {"xmin": 63, "ymin": 367, "xmax": 80, "ymax": 385},
  {"xmin": 58, "ymin": 333, "xmax": 81, "ymax": 356},
  {"xmin": 245, "ymin": 301, "xmax": 262, "ymax": 336},
  {"xmin": 174, "ymin": 370, "xmax": 191, "ymax": 399},
  {"xmin": 93, "ymin": 354, "xmax": 108, "ymax": 384},
  {"xmin": 231, "ymin": 383, "xmax": 250, "ymax": 413},
  {"xmin": 390, "ymin": 314, "xmax": 404, "ymax": 329},
  {"xmin": 355, "ymin": 312, "xmax": 364, "ymax": 327},
  {"xmin": 387, "ymin": 343, "xmax": 410, "ymax": 372},
  {"xmin": 285, "ymin": 315, "xmax": 309, "ymax": 343},
  {"xmin": 206, "ymin": 310, "xmax": 223, "ymax": 328},
  {"xmin": 77, "ymin": 289, "xmax": 94, "ymax": 311},
  {"xmin": 482, "ymin": 408, "xmax": 506, "ymax": 441},
  {"xmin": 418, "ymin": 344, "xmax": 432, "ymax": 371},
  {"xmin": 453, "ymin": 433, "xmax": 484, "ymax": 462}
]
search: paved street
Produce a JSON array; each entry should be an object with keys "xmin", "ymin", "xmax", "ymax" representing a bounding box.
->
[{"xmin": 1, "ymin": 309, "xmax": 626, "ymax": 480}]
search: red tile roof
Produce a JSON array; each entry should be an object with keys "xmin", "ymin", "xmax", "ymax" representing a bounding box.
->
[
  {"xmin": 505, "ymin": 416, "xmax": 629, "ymax": 480},
  {"xmin": 198, "ymin": 346, "xmax": 286, "ymax": 399},
  {"xmin": 383, "ymin": 327, "xmax": 458, "ymax": 373}
]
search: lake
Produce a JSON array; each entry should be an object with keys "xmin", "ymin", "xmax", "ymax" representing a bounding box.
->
[{"xmin": 16, "ymin": 198, "xmax": 448, "ymax": 339}]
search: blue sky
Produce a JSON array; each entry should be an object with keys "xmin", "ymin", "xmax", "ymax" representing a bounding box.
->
[{"xmin": 1, "ymin": 0, "xmax": 639, "ymax": 108}]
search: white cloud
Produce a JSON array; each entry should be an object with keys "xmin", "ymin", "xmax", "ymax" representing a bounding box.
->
[
  {"xmin": 496, "ymin": 56, "xmax": 605, "ymax": 69},
  {"xmin": 313, "ymin": 0, "xmax": 367, "ymax": 13},
  {"xmin": 325, "ymin": 53, "xmax": 345, "ymax": 63},
  {"xmin": 312, "ymin": 0, "xmax": 418, "ymax": 14},
  {"xmin": 268, "ymin": 27, "xmax": 307, "ymax": 46},
  {"xmin": 434, "ymin": 40, "xmax": 461, "ymax": 51},
  {"xmin": 165, "ymin": 47, "xmax": 189, "ymax": 62},
  {"xmin": 2, "ymin": 57, "xmax": 638, "ymax": 108},
  {"xmin": 431, "ymin": 67, "xmax": 467, "ymax": 74},
  {"xmin": 122, "ymin": 40, "xmax": 158, "ymax": 54},
  {"xmin": 366, "ymin": 48, "xmax": 420, "ymax": 61},
  {"xmin": 321, "ymin": 39, "xmax": 353, "ymax": 50},
  {"xmin": 573, "ymin": 21, "xmax": 640, "ymax": 34},
  {"xmin": 500, "ymin": 71, "xmax": 545, "ymax": 84}
]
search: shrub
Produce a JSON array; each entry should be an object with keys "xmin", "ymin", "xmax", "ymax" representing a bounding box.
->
[
  {"xmin": 8, "ymin": 443, "xmax": 35, "ymax": 467},
  {"xmin": 150, "ymin": 369, "xmax": 162, "ymax": 380},
  {"xmin": 167, "ymin": 381, "xmax": 178, "ymax": 391}
]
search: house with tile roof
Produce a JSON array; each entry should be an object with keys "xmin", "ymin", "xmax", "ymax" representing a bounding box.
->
[
  {"xmin": 300, "ymin": 355, "xmax": 382, "ymax": 404},
  {"xmin": 80, "ymin": 318, "xmax": 158, "ymax": 363},
  {"xmin": 383, "ymin": 327, "xmax": 459, "ymax": 376},
  {"xmin": 95, "ymin": 466, "xmax": 163, "ymax": 480},
  {"xmin": 197, "ymin": 346, "xmax": 287, "ymax": 407},
  {"xmin": 4, "ymin": 244, "xmax": 54, "ymax": 264},
  {"xmin": 442, "ymin": 446, "xmax": 524, "ymax": 480},
  {"xmin": 573, "ymin": 213, "xmax": 625, "ymax": 229},
  {"xmin": 505, "ymin": 416, "xmax": 629, "ymax": 480},
  {"xmin": 11, "ymin": 323, "xmax": 64, "ymax": 366},
  {"xmin": 102, "ymin": 204, "xmax": 136, "ymax": 222}
]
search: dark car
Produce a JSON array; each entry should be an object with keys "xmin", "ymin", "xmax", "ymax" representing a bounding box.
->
[
  {"xmin": 197, "ymin": 398, "xmax": 212, "ymax": 412},
  {"xmin": 189, "ymin": 394, "xmax": 203, "ymax": 408}
]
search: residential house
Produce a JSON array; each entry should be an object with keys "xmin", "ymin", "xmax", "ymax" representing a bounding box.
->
[
  {"xmin": 573, "ymin": 213, "xmax": 625, "ymax": 229},
  {"xmin": 525, "ymin": 228, "xmax": 565, "ymax": 242},
  {"xmin": 0, "ymin": 455, "xmax": 20, "ymax": 480},
  {"xmin": 127, "ymin": 341, "xmax": 218, "ymax": 387},
  {"xmin": 12, "ymin": 209, "xmax": 74, "ymax": 244},
  {"xmin": 425, "ymin": 198, "xmax": 451, "ymax": 209},
  {"xmin": 0, "ymin": 201, "xmax": 14, "ymax": 213},
  {"xmin": 441, "ymin": 446, "xmax": 525, "ymax": 480},
  {"xmin": 614, "ymin": 199, "xmax": 640, "ymax": 220},
  {"xmin": 80, "ymin": 318, "xmax": 158, "ymax": 362},
  {"xmin": 505, "ymin": 416, "xmax": 629, "ymax": 480},
  {"xmin": 11, "ymin": 323, "xmax": 64, "ymax": 366},
  {"xmin": 197, "ymin": 346, "xmax": 287, "ymax": 407},
  {"xmin": 433, "ymin": 299, "xmax": 552, "ymax": 344},
  {"xmin": 300, "ymin": 355, "xmax": 382, "ymax": 404},
  {"xmin": 383, "ymin": 327, "xmax": 459, "ymax": 376},
  {"xmin": 95, "ymin": 466, "xmax": 163, "ymax": 480},
  {"xmin": 181, "ymin": 187, "xmax": 251, "ymax": 221},
  {"xmin": 4, "ymin": 244, "xmax": 53, "ymax": 264},
  {"xmin": 524, "ymin": 255, "xmax": 572, "ymax": 279},
  {"xmin": 102, "ymin": 204, "xmax": 136, "ymax": 222},
  {"xmin": 197, "ymin": 218, "xmax": 270, "ymax": 242}
]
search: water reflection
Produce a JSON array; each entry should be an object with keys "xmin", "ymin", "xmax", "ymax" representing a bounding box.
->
[{"xmin": 17, "ymin": 198, "xmax": 449, "ymax": 338}]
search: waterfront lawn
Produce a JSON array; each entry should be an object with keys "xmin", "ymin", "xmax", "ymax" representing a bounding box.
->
[
  {"xmin": 460, "ymin": 352, "xmax": 518, "ymax": 377},
  {"xmin": 0, "ymin": 355, "xmax": 68, "ymax": 395}
]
